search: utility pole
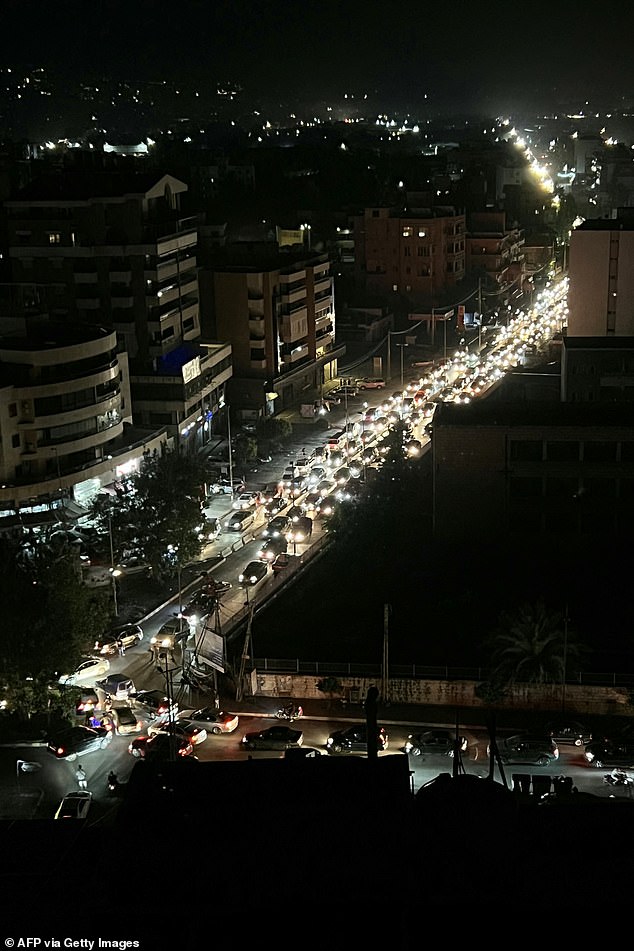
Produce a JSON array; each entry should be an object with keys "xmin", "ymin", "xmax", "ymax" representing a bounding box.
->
[
  {"xmin": 236, "ymin": 602, "xmax": 255, "ymax": 701},
  {"xmin": 477, "ymin": 278, "xmax": 483, "ymax": 349},
  {"xmin": 386, "ymin": 331, "xmax": 392, "ymax": 381},
  {"xmin": 227, "ymin": 405, "xmax": 234, "ymax": 501},
  {"xmin": 561, "ymin": 603, "xmax": 569, "ymax": 714},
  {"xmin": 382, "ymin": 604, "xmax": 390, "ymax": 704}
]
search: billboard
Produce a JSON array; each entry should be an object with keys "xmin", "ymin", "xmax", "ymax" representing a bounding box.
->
[{"xmin": 203, "ymin": 624, "xmax": 225, "ymax": 673}]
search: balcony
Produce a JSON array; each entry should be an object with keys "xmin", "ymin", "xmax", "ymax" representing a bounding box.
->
[
  {"xmin": 109, "ymin": 269, "xmax": 132, "ymax": 282},
  {"xmin": 281, "ymin": 344, "xmax": 309, "ymax": 366},
  {"xmin": 279, "ymin": 267, "xmax": 306, "ymax": 284},
  {"xmin": 74, "ymin": 272, "xmax": 98, "ymax": 284},
  {"xmin": 314, "ymin": 276, "xmax": 331, "ymax": 294},
  {"xmin": 280, "ymin": 286, "xmax": 307, "ymax": 305},
  {"xmin": 76, "ymin": 297, "xmax": 101, "ymax": 309},
  {"xmin": 280, "ymin": 316, "xmax": 307, "ymax": 345}
]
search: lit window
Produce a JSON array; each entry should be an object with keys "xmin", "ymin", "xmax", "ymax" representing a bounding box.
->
[
  {"xmin": 418, "ymin": 229, "xmax": 426, "ymax": 238},
  {"xmin": 48, "ymin": 233, "xmax": 61, "ymax": 245},
  {"xmin": 402, "ymin": 227, "xmax": 412, "ymax": 238}
]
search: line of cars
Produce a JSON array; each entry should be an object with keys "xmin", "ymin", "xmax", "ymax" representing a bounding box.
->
[{"xmin": 47, "ymin": 692, "xmax": 241, "ymax": 766}]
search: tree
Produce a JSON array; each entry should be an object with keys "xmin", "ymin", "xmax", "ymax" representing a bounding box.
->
[
  {"xmin": 0, "ymin": 537, "xmax": 111, "ymax": 719},
  {"xmin": 90, "ymin": 448, "xmax": 210, "ymax": 581},
  {"xmin": 485, "ymin": 600, "xmax": 585, "ymax": 687}
]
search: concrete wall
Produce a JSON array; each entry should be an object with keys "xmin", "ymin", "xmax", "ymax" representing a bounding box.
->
[{"xmin": 253, "ymin": 671, "xmax": 632, "ymax": 717}]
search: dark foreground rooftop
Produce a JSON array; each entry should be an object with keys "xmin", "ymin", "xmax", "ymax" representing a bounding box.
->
[{"xmin": 2, "ymin": 756, "xmax": 633, "ymax": 947}]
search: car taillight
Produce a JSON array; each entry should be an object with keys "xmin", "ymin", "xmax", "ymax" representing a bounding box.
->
[{"xmin": 57, "ymin": 747, "xmax": 64, "ymax": 755}]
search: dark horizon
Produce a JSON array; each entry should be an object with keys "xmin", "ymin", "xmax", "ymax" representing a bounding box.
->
[{"xmin": 3, "ymin": 0, "xmax": 634, "ymax": 118}]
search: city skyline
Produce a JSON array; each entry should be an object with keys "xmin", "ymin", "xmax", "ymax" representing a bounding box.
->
[{"xmin": 3, "ymin": 0, "xmax": 634, "ymax": 117}]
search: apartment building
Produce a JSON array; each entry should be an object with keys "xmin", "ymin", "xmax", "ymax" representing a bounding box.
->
[
  {"xmin": 205, "ymin": 250, "xmax": 344, "ymax": 419},
  {"xmin": 4, "ymin": 168, "xmax": 232, "ymax": 452},
  {"xmin": 0, "ymin": 314, "xmax": 167, "ymax": 525},
  {"xmin": 352, "ymin": 206, "xmax": 466, "ymax": 301},
  {"xmin": 466, "ymin": 211, "xmax": 526, "ymax": 290},
  {"xmin": 567, "ymin": 210, "xmax": 634, "ymax": 338}
]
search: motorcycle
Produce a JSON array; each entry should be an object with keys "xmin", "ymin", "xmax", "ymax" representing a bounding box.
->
[
  {"xmin": 275, "ymin": 705, "xmax": 303, "ymax": 722},
  {"xmin": 107, "ymin": 771, "xmax": 120, "ymax": 795},
  {"xmin": 603, "ymin": 769, "xmax": 633, "ymax": 786}
]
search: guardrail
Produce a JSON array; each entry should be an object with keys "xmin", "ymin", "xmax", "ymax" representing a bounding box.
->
[{"xmin": 245, "ymin": 659, "xmax": 634, "ymax": 688}]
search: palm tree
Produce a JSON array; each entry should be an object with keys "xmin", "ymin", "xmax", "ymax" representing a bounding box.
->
[{"xmin": 486, "ymin": 600, "xmax": 584, "ymax": 687}]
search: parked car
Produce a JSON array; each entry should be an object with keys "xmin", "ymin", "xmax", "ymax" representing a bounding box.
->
[
  {"xmin": 93, "ymin": 623, "xmax": 144, "ymax": 656},
  {"xmin": 178, "ymin": 708, "xmax": 239, "ymax": 735},
  {"xmin": 491, "ymin": 734, "xmax": 559, "ymax": 766},
  {"xmin": 544, "ymin": 719, "xmax": 592, "ymax": 747},
  {"xmin": 54, "ymin": 791, "xmax": 93, "ymax": 820},
  {"xmin": 225, "ymin": 510, "xmax": 255, "ymax": 532},
  {"xmin": 239, "ymin": 560, "xmax": 269, "ymax": 586},
  {"xmin": 261, "ymin": 514, "xmax": 292, "ymax": 539},
  {"xmin": 584, "ymin": 741, "xmax": 634, "ymax": 768},
  {"xmin": 128, "ymin": 733, "xmax": 194, "ymax": 760},
  {"xmin": 326, "ymin": 726, "xmax": 389, "ymax": 754},
  {"xmin": 242, "ymin": 725, "xmax": 303, "ymax": 751},
  {"xmin": 148, "ymin": 718, "xmax": 208, "ymax": 745},
  {"xmin": 94, "ymin": 675, "xmax": 136, "ymax": 702},
  {"xmin": 115, "ymin": 556, "xmax": 152, "ymax": 578},
  {"xmin": 232, "ymin": 491, "xmax": 260, "ymax": 511},
  {"xmin": 131, "ymin": 690, "xmax": 178, "ymax": 723},
  {"xmin": 329, "ymin": 385, "xmax": 358, "ymax": 400},
  {"xmin": 355, "ymin": 378, "xmax": 386, "ymax": 390},
  {"xmin": 209, "ymin": 478, "xmax": 244, "ymax": 495},
  {"xmin": 403, "ymin": 729, "xmax": 468, "ymax": 757},
  {"xmin": 57, "ymin": 657, "xmax": 111, "ymax": 688},
  {"xmin": 259, "ymin": 536, "xmax": 288, "ymax": 562},
  {"xmin": 47, "ymin": 725, "xmax": 113, "ymax": 761}
]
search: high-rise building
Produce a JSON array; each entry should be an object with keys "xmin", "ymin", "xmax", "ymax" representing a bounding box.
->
[
  {"xmin": 204, "ymin": 249, "xmax": 344, "ymax": 420},
  {"xmin": 353, "ymin": 205, "xmax": 466, "ymax": 301},
  {"xmin": 4, "ymin": 168, "xmax": 232, "ymax": 453},
  {"xmin": 0, "ymin": 305, "xmax": 167, "ymax": 526}
]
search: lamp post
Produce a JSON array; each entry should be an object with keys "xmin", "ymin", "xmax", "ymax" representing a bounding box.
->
[
  {"xmin": 226, "ymin": 404, "xmax": 235, "ymax": 502},
  {"xmin": 108, "ymin": 513, "xmax": 120, "ymax": 617},
  {"xmin": 396, "ymin": 343, "xmax": 409, "ymax": 390}
]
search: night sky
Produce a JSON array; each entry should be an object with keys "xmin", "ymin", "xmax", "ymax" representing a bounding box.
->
[{"xmin": 4, "ymin": 0, "xmax": 634, "ymax": 114}]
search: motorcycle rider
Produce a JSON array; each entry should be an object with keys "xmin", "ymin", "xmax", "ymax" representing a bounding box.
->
[
  {"xmin": 107, "ymin": 770, "xmax": 119, "ymax": 790},
  {"xmin": 608, "ymin": 767, "xmax": 630, "ymax": 784}
]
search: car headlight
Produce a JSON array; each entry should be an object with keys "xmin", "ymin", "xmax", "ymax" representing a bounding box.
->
[
  {"xmin": 404, "ymin": 741, "xmax": 413, "ymax": 753},
  {"xmin": 326, "ymin": 737, "xmax": 333, "ymax": 746}
]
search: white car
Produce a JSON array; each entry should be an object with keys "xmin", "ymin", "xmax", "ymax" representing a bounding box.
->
[
  {"xmin": 54, "ymin": 791, "xmax": 92, "ymax": 820},
  {"xmin": 232, "ymin": 492, "xmax": 260, "ymax": 511},
  {"xmin": 147, "ymin": 718, "xmax": 208, "ymax": 745},
  {"xmin": 57, "ymin": 656, "xmax": 111, "ymax": 687}
]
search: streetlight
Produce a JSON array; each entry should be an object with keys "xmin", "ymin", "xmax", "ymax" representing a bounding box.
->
[
  {"xmin": 226, "ymin": 404, "xmax": 235, "ymax": 502},
  {"xmin": 108, "ymin": 513, "xmax": 120, "ymax": 617},
  {"xmin": 109, "ymin": 568, "xmax": 121, "ymax": 617},
  {"xmin": 396, "ymin": 343, "xmax": 409, "ymax": 389}
]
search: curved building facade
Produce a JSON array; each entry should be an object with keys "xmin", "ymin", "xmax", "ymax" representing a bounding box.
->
[{"xmin": 0, "ymin": 320, "xmax": 166, "ymax": 515}]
